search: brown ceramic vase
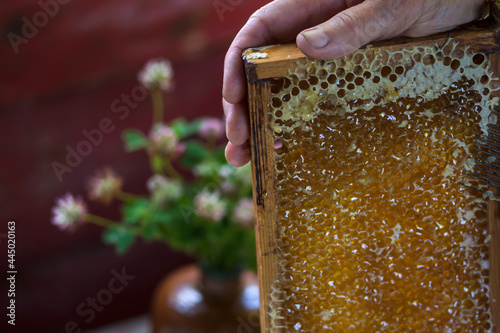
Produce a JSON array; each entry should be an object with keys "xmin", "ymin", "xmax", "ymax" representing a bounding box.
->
[{"xmin": 151, "ymin": 264, "xmax": 260, "ymax": 333}]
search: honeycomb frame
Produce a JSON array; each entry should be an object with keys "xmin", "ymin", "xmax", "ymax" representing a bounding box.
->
[{"xmin": 244, "ymin": 17, "xmax": 500, "ymax": 333}]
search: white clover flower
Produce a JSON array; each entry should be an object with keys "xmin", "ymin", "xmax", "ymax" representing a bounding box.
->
[
  {"xmin": 51, "ymin": 193, "xmax": 87, "ymax": 230},
  {"xmin": 220, "ymin": 180, "xmax": 237, "ymax": 195},
  {"xmin": 233, "ymin": 198, "xmax": 255, "ymax": 228},
  {"xmin": 147, "ymin": 174, "xmax": 165, "ymax": 192},
  {"xmin": 147, "ymin": 175, "xmax": 183, "ymax": 205},
  {"xmin": 233, "ymin": 163, "xmax": 253, "ymax": 185},
  {"xmin": 149, "ymin": 124, "xmax": 180, "ymax": 156},
  {"xmin": 193, "ymin": 161, "xmax": 218, "ymax": 178},
  {"xmin": 138, "ymin": 58, "xmax": 174, "ymax": 91},
  {"xmin": 194, "ymin": 190, "xmax": 227, "ymax": 222},
  {"xmin": 199, "ymin": 117, "xmax": 225, "ymax": 140},
  {"xmin": 218, "ymin": 165, "xmax": 234, "ymax": 180},
  {"xmin": 217, "ymin": 165, "xmax": 239, "ymax": 194},
  {"xmin": 87, "ymin": 168, "xmax": 122, "ymax": 204}
]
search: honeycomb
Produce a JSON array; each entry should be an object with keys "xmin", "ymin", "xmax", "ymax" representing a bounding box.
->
[{"xmin": 268, "ymin": 43, "xmax": 499, "ymax": 332}]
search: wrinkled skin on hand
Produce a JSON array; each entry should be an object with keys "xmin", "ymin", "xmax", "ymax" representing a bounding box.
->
[{"xmin": 222, "ymin": 0, "xmax": 486, "ymax": 167}]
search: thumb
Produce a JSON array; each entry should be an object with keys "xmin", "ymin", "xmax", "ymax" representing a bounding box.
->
[{"xmin": 297, "ymin": 1, "xmax": 408, "ymax": 60}]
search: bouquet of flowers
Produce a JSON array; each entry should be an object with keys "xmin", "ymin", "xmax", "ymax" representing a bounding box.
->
[{"xmin": 51, "ymin": 59, "xmax": 256, "ymax": 273}]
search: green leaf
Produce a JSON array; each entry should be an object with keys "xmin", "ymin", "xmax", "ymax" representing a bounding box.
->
[
  {"xmin": 142, "ymin": 223, "xmax": 158, "ymax": 240},
  {"xmin": 122, "ymin": 129, "xmax": 150, "ymax": 152},
  {"xmin": 186, "ymin": 119, "xmax": 202, "ymax": 136},
  {"xmin": 123, "ymin": 199, "xmax": 150, "ymax": 224},
  {"xmin": 171, "ymin": 119, "xmax": 188, "ymax": 138},
  {"xmin": 213, "ymin": 147, "xmax": 227, "ymax": 163},
  {"xmin": 171, "ymin": 119, "xmax": 202, "ymax": 139},
  {"xmin": 182, "ymin": 141, "xmax": 209, "ymax": 167},
  {"xmin": 178, "ymin": 203, "xmax": 195, "ymax": 223},
  {"xmin": 153, "ymin": 209, "xmax": 183, "ymax": 225},
  {"xmin": 103, "ymin": 226, "xmax": 135, "ymax": 254}
]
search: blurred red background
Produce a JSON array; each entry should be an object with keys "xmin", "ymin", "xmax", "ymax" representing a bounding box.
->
[{"xmin": 0, "ymin": 0, "xmax": 268, "ymax": 331}]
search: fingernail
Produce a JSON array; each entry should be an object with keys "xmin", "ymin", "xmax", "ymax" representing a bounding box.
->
[{"xmin": 301, "ymin": 28, "xmax": 329, "ymax": 49}]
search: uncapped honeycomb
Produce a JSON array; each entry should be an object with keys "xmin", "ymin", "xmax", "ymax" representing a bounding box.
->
[{"xmin": 268, "ymin": 43, "xmax": 499, "ymax": 332}]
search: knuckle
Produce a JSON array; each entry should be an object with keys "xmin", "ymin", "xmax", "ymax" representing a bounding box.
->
[
  {"xmin": 335, "ymin": 11, "xmax": 359, "ymax": 37},
  {"xmin": 334, "ymin": 11, "xmax": 369, "ymax": 49},
  {"xmin": 249, "ymin": 4, "xmax": 270, "ymax": 24}
]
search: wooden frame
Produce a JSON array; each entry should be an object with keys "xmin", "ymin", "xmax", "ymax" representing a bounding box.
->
[{"xmin": 244, "ymin": 14, "xmax": 500, "ymax": 333}]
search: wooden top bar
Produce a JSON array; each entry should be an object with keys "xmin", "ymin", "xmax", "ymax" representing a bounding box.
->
[{"xmin": 244, "ymin": 18, "xmax": 500, "ymax": 82}]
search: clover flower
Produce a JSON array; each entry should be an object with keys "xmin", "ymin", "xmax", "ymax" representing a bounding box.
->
[
  {"xmin": 51, "ymin": 193, "xmax": 87, "ymax": 230},
  {"xmin": 194, "ymin": 190, "xmax": 227, "ymax": 222},
  {"xmin": 231, "ymin": 163, "xmax": 252, "ymax": 185},
  {"xmin": 213, "ymin": 165, "xmax": 237, "ymax": 194},
  {"xmin": 176, "ymin": 142, "xmax": 186, "ymax": 156},
  {"xmin": 233, "ymin": 198, "xmax": 255, "ymax": 228},
  {"xmin": 217, "ymin": 165, "xmax": 234, "ymax": 179},
  {"xmin": 138, "ymin": 58, "xmax": 174, "ymax": 91},
  {"xmin": 220, "ymin": 181, "xmax": 237, "ymax": 195},
  {"xmin": 147, "ymin": 174, "xmax": 183, "ymax": 205},
  {"xmin": 87, "ymin": 168, "xmax": 123, "ymax": 204},
  {"xmin": 199, "ymin": 117, "xmax": 225, "ymax": 140},
  {"xmin": 193, "ymin": 161, "xmax": 218, "ymax": 178},
  {"xmin": 233, "ymin": 163, "xmax": 253, "ymax": 185},
  {"xmin": 149, "ymin": 124, "xmax": 180, "ymax": 156}
]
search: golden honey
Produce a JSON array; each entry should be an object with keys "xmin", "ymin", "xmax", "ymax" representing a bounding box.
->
[{"xmin": 268, "ymin": 44, "xmax": 497, "ymax": 332}]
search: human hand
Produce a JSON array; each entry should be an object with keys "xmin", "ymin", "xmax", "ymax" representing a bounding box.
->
[{"xmin": 223, "ymin": 0, "xmax": 486, "ymax": 167}]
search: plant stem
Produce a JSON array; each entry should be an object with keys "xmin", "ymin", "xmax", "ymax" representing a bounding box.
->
[
  {"xmin": 165, "ymin": 159, "xmax": 182, "ymax": 180},
  {"xmin": 207, "ymin": 134, "xmax": 216, "ymax": 152},
  {"xmin": 85, "ymin": 214, "xmax": 142, "ymax": 235},
  {"xmin": 85, "ymin": 214, "xmax": 121, "ymax": 228},
  {"xmin": 115, "ymin": 191, "xmax": 141, "ymax": 202},
  {"xmin": 151, "ymin": 88, "xmax": 164, "ymax": 125},
  {"xmin": 150, "ymin": 155, "xmax": 165, "ymax": 175},
  {"xmin": 140, "ymin": 201, "xmax": 158, "ymax": 227}
]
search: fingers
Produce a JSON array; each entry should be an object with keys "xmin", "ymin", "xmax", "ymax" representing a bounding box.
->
[
  {"xmin": 297, "ymin": 0, "xmax": 486, "ymax": 60},
  {"xmin": 223, "ymin": 0, "xmax": 348, "ymax": 104},
  {"xmin": 223, "ymin": 98, "xmax": 249, "ymax": 146},
  {"xmin": 222, "ymin": 15, "xmax": 269, "ymax": 105},
  {"xmin": 225, "ymin": 141, "xmax": 251, "ymax": 167},
  {"xmin": 403, "ymin": 0, "xmax": 486, "ymax": 37},
  {"xmin": 223, "ymin": 97, "xmax": 250, "ymax": 167},
  {"xmin": 223, "ymin": 0, "xmax": 350, "ymax": 168},
  {"xmin": 297, "ymin": 0, "xmax": 410, "ymax": 60}
]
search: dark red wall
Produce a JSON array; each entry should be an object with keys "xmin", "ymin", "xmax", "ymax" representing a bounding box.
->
[{"xmin": 0, "ymin": 0, "xmax": 268, "ymax": 331}]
